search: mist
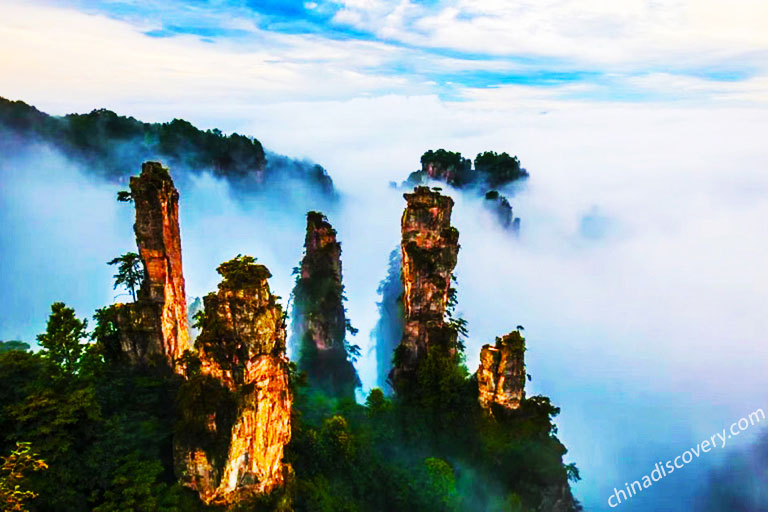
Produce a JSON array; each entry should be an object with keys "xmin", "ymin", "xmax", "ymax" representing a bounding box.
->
[{"xmin": 2, "ymin": 99, "xmax": 768, "ymax": 510}]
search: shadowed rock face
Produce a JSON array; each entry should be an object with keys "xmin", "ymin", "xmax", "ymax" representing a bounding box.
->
[
  {"xmin": 477, "ymin": 331, "xmax": 526, "ymax": 412},
  {"xmin": 176, "ymin": 256, "xmax": 292, "ymax": 505},
  {"xmin": 390, "ymin": 186, "xmax": 459, "ymax": 387},
  {"xmin": 291, "ymin": 211, "xmax": 359, "ymax": 398},
  {"xmin": 302, "ymin": 212, "xmax": 343, "ymax": 344},
  {"xmin": 116, "ymin": 161, "xmax": 189, "ymax": 369}
]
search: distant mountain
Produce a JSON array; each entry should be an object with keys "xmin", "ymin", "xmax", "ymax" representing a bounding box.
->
[{"xmin": 0, "ymin": 96, "xmax": 336, "ymax": 201}]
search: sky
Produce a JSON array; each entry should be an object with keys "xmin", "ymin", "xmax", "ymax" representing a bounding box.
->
[{"xmin": 1, "ymin": 1, "xmax": 768, "ymax": 511}]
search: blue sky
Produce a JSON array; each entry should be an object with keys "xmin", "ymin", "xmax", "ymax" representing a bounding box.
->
[
  {"xmin": 1, "ymin": 3, "xmax": 768, "ymax": 511},
  {"xmin": 3, "ymin": 0, "xmax": 763, "ymax": 105}
]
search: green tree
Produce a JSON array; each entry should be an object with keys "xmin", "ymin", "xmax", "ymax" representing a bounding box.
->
[
  {"xmin": 0, "ymin": 442, "xmax": 47, "ymax": 512},
  {"xmin": 107, "ymin": 252, "xmax": 145, "ymax": 301},
  {"xmin": 91, "ymin": 454, "xmax": 180, "ymax": 512},
  {"xmin": 36, "ymin": 302, "xmax": 88, "ymax": 375}
]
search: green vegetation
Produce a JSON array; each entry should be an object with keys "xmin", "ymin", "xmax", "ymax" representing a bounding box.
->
[
  {"xmin": 36, "ymin": 302, "xmax": 89, "ymax": 376},
  {"xmin": 289, "ymin": 261, "xmax": 579, "ymax": 511},
  {"xmin": 0, "ymin": 179, "xmax": 575, "ymax": 511},
  {"xmin": 215, "ymin": 254, "xmax": 272, "ymax": 290},
  {"xmin": 0, "ymin": 290, "xmax": 579, "ymax": 512},
  {"xmin": 107, "ymin": 252, "xmax": 145, "ymax": 302},
  {"xmin": 0, "ymin": 442, "xmax": 48, "ymax": 512},
  {"xmin": 407, "ymin": 149, "xmax": 529, "ymax": 190},
  {"xmin": 291, "ymin": 212, "xmax": 361, "ymax": 399},
  {"xmin": 474, "ymin": 151, "xmax": 528, "ymax": 188},
  {"xmin": 175, "ymin": 372, "xmax": 238, "ymax": 477},
  {"xmin": 0, "ymin": 303, "xmax": 195, "ymax": 512},
  {"xmin": 191, "ymin": 255, "xmax": 280, "ymax": 373},
  {"xmin": 288, "ymin": 354, "xmax": 581, "ymax": 512},
  {"xmin": 0, "ymin": 96, "xmax": 335, "ymax": 196}
]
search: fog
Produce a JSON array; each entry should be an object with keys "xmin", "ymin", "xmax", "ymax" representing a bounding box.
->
[{"xmin": 2, "ymin": 100, "xmax": 768, "ymax": 510}]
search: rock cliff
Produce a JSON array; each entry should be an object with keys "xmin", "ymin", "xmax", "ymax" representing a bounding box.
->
[
  {"xmin": 477, "ymin": 330, "xmax": 526, "ymax": 412},
  {"xmin": 390, "ymin": 186, "xmax": 460, "ymax": 387},
  {"xmin": 175, "ymin": 255, "xmax": 292, "ymax": 505},
  {"xmin": 116, "ymin": 162, "xmax": 189, "ymax": 369},
  {"xmin": 291, "ymin": 212, "xmax": 359, "ymax": 398}
]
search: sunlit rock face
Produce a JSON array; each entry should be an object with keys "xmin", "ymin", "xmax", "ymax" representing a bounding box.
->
[
  {"xmin": 291, "ymin": 211, "xmax": 359, "ymax": 398},
  {"xmin": 176, "ymin": 257, "xmax": 292, "ymax": 506},
  {"xmin": 116, "ymin": 162, "xmax": 189, "ymax": 368},
  {"xmin": 390, "ymin": 186, "xmax": 459, "ymax": 386},
  {"xmin": 477, "ymin": 331, "xmax": 526, "ymax": 412}
]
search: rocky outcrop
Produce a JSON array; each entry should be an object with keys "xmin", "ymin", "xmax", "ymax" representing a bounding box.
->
[
  {"xmin": 477, "ymin": 330, "xmax": 526, "ymax": 412},
  {"xmin": 484, "ymin": 190, "xmax": 520, "ymax": 235},
  {"xmin": 116, "ymin": 162, "xmax": 189, "ymax": 369},
  {"xmin": 176, "ymin": 255, "xmax": 291, "ymax": 505},
  {"xmin": 405, "ymin": 150, "xmax": 471, "ymax": 187},
  {"xmin": 291, "ymin": 211, "xmax": 359, "ymax": 398},
  {"xmin": 390, "ymin": 186, "xmax": 459, "ymax": 387}
]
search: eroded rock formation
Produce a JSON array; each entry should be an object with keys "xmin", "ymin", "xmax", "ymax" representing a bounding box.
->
[
  {"xmin": 116, "ymin": 161, "xmax": 189, "ymax": 368},
  {"xmin": 477, "ymin": 330, "xmax": 526, "ymax": 412},
  {"xmin": 484, "ymin": 190, "xmax": 521, "ymax": 235},
  {"xmin": 390, "ymin": 186, "xmax": 459, "ymax": 387},
  {"xmin": 175, "ymin": 255, "xmax": 292, "ymax": 505},
  {"xmin": 291, "ymin": 211, "xmax": 359, "ymax": 398}
]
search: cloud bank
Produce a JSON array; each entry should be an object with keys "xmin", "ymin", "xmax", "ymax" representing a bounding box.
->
[{"xmin": 2, "ymin": 1, "xmax": 768, "ymax": 510}]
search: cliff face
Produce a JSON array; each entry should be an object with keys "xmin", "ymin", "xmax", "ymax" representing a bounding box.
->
[
  {"xmin": 116, "ymin": 162, "xmax": 189, "ymax": 369},
  {"xmin": 291, "ymin": 212, "xmax": 359, "ymax": 398},
  {"xmin": 477, "ymin": 330, "xmax": 526, "ymax": 412},
  {"xmin": 390, "ymin": 187, "xmax": 459, "ymax": 386},
  {"xmin": 176, "ymin": 256, "xmax": 291, "ymax": 505}
]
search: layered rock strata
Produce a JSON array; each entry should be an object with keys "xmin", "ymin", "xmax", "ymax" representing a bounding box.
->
[
  {"xmin": 116, "ymin": 161, "xmax": 189, "ymax": 368},
  {"xmin": 477, "ymin": 330, "xmax": 526, "ymax": 412},
  {"xmin": 390, "ymin": 186, "xmax": 459, "ymax": 387},
  {"xmin": 176, "ymin": 256, "xmax": 292, "ymax": 505}
]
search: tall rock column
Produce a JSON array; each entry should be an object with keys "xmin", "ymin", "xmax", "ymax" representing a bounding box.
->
[
  {"xmin": 291, "ymin": 211, "xmax": 359, "ymax": 398},
  {"xmin": 477, "ymin": 330, "xmax": 526, "ymax": 412},
  {"xmin": 116, "ymin": 162, "xmax": 189, "ymax": 368},
  {"xmin": 176, "ymin": 255, "xmax": 292, "ymax": 505},
  {"xmin": 390, "ymin": 186, "xmax": 459, "ymax": 388}
]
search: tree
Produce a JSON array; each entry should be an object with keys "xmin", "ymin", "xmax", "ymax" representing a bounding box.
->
[
  {"xmin": 0, "ymin": 442, "xmax": 48, "ymax": 512},
  {"xmin": 107, "ymin": 252, "xmax": 145, "ymax": 301},
  {"xmin": 36, "ymin": 302, "xmax": 88, "ymax": 375}
]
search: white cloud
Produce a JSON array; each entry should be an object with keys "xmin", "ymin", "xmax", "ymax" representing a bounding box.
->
[
  {"xmin": 0, "ymin": 1, "xmax": 423, "ymax": 113},
  {"xmin": 1, "ymin": 3, "xmax": 768, "ymax": 508},
  {"xmin": 334, "ymin": 0, "xmax": 768, "ymax": 71}
]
